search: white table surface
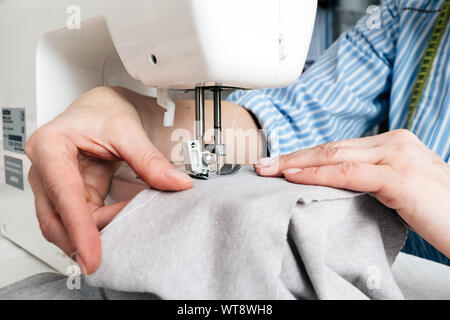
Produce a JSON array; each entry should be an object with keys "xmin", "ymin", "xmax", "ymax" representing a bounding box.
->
[{"xmin": 0, "ymin": 235, "xmax": 57, "ymax": 288}]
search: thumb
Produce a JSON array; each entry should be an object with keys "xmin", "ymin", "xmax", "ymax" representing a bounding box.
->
[{"xmin": 113, "ymin": 126, "xmax": 193, "ymax": 191}]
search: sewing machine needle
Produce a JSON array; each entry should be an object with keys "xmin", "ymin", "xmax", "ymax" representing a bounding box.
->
[{"xmin": 213, "ymin": 87, "xmax": 222, "ymax": 175}]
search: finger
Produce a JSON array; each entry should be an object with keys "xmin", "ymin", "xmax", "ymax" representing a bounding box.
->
[
  {"xmin": 113, "ymin": 125, "xmax": 193, "ymax": 191},
  {"xmin": 90, "ymin": 200, "xmax": 130, "ymax": 230},
  {"xmin": 253, "ymin": 157, "xmax": 284, "ymax": 177},
  {"xmin": 317, "ymin": 130, "xmax": 414, "ymax": 148},
  {"xmin": 254, "ymin": 133, "xmax": 391, "ymax": 176},
  {"xmin": 328, "ymin": 134, "xmax": 386, "ymax": 148},
  {"xmin": 29, "ymin": 166, "xmax": 75, "ymax": 256},
  {"xmin": 256, "ymin": 146, "xmax": 382, "ymax": 177},
  {"xmin": 30, "ymin": 137, "xmax": 101, "ymax": 275},
  {"xmin": 282, "ymin": 162, "xmax": 393, "ymax": 193},
  {"xmin": 79, "ymin": 155, "xmax": 117, "ymax": 205}
]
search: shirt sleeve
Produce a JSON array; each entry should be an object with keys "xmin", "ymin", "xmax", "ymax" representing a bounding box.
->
[{"xmin": 227, "ymin": 0, "xmax": 401, "ymax": 156}]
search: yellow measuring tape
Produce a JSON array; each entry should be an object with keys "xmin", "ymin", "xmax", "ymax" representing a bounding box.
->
[{"xmin": 407, "ymin": 0, "xmax": 450, "ymax": 129}]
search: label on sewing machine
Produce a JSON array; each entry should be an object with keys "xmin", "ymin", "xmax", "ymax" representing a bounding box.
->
[
  {"xmin": 2, "ymin": 108, "xmax": 26, "ymax": 154},
  {"xmin": 4, "ymin": 156, "xmax": 24, "ymax": 190}
]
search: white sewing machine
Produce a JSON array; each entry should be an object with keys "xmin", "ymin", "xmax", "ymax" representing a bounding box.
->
[{"xmin": 0, "ymin": 0, "xmax": 317, "ymax": 273}]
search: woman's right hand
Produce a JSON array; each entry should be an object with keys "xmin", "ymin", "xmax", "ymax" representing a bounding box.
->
[{"xmin": 25, "ymin": 86, "xmax": 193, "ymax": 275}]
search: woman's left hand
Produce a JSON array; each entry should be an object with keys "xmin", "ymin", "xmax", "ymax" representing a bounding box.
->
[{"xmin": 255, "ymin": 129, "xmax": 450, "ymax": 257}]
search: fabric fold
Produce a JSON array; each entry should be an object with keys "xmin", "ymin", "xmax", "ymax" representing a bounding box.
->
[{"xmin": 86, "ymin": 166, "xmax": 406, "ymax": 300}]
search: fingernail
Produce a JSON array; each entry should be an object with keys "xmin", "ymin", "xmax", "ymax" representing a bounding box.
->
[
  {"xmin": 76, "ymin": 254, "xmax": 89, "ymax": 276},
  {"xmin": 283, "ymin": 168, "xmax": 302, "ymax": 175},
  {"xmin": 255, "ymin": 157, "xmax": 275, "ymax": 168},
  {"xmin": 166, "ymin": 168, "xmax": 192, "ymax": 183}
]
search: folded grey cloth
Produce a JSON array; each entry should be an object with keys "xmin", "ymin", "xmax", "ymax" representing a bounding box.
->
[
  {"xmin": 0, "ymin": 166, "xmax": 406, "ymax": 300},
  {"xmin": 86, "ymin": 166, "xmax": 406, "ymax": 300}
]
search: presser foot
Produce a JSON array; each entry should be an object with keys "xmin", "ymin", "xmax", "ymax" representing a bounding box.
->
[
  {"xmin": 219, "ymin": 164, "xmax": 241, "ymax": 176},
  {"xmin": 182, "ymin": 140, "xmax": 241, "ymax": 180},
  {"xmin": 188, "ymin": 164, "xmax": 241, "ymax": 180}
]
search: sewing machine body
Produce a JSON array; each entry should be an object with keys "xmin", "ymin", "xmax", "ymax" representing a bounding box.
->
[{"xmin": 0, "ymin": 0, "xmax": 316, "ymax": 272}]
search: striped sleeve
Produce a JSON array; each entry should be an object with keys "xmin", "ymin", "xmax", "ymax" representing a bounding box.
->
[{"xmin": 227, "ymin": 0, "xmax": 401, "ymax": 156}]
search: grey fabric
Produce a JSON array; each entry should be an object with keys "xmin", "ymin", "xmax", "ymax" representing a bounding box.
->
[
  {"xmin": 0, "ymin": 166, "xmax": 407, "ymax": 300},
  {"xmin": 0, "ymin": 273, "xmax": 103, "ymax": 300},
  {"xmin": 0, "ymin": 273, "xmax": 159, "ymax": 300},
  {"xmin": 86, "ymin": 166, "xmax": 406, "ymax": 300}
]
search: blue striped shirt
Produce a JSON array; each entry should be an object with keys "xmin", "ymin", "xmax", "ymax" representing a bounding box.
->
[{"xmin": 228, "ymin": 0, "xmax": 449, "ymax": 163}]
